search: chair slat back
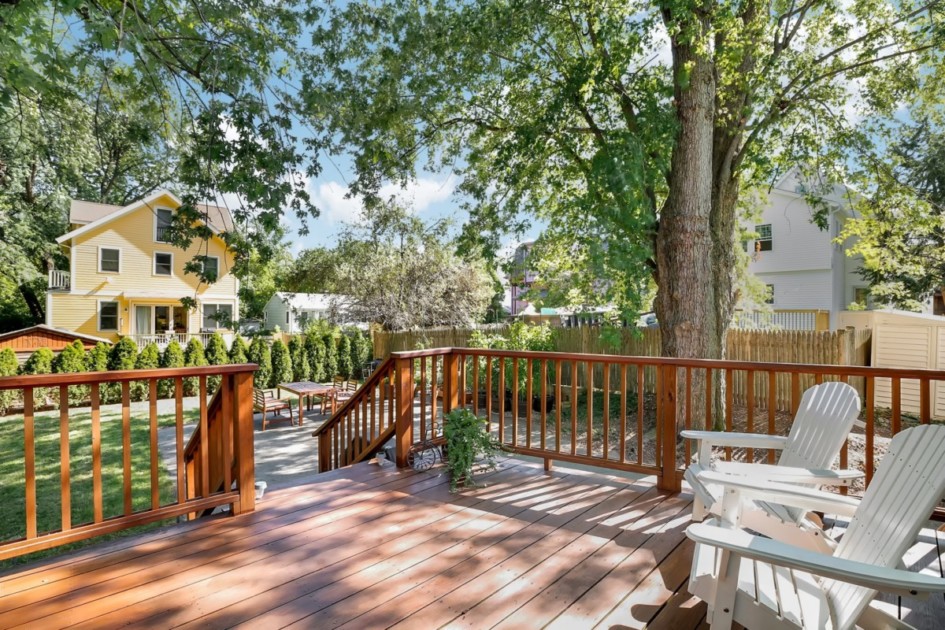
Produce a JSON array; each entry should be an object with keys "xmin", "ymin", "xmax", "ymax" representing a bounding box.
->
[
  {"xmin": 253, "ymin": 388, "xmax": 266, "ymax": 409},
  {"xmin": 825, "ymin": 424, "xmax": 945, "ymax": 628},
  {"xmin": 778, "ymin": 382, "xmax": 861, "ymax": 469}
]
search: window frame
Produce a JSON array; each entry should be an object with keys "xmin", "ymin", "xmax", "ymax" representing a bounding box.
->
[
  {"xmin": 202, "ymin": 256, "xmax": 220, "ymax": 282},
  {"xmin": 154, "ymin": 207, "xmax": 174, "ymax": 243},
  {"xmin": 153, "ymin": 251, "xmax": 174, "ymax": 276},
  {"xmin": 98, "ymin": 246, "xmax": 122, "ymax": 274},
  {"xmin": 755, "ymin": 224, "xmax": 773, "ymax": 252},
  {"xmin": 765, "ymin": 284, "xmax": 775, "ymax": 305},
  {"xmin": 202, "ymin": 303, "xmax": 234, "ymax": 330},
  {"xmin": 98, "ymin": 300, "xmax": 120, "ymax": 332}
]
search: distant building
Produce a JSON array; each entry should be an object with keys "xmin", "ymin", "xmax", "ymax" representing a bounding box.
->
[{"xmin": 263, "ymin": 292, "xmax": 350, "ymax": 333}]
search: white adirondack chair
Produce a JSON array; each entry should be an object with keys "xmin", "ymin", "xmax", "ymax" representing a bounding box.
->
[
  {"xmin": 682, "ymin": 381, "xmax": 862, "ymax": 551},
  {"xmin": 688, "ymin": 424, "xmax": 945, "ymax": 630}
]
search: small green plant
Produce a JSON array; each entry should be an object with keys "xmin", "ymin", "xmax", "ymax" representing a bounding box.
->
[
  {"xmin": 269, "ymin": 338, "xmax": 293, "ymax": 388},
  {"xmin": 0, "ymin": 348, "xmax": 19, "ymax": 413},
  {"xmin": 205, "ymin": 332, "xmax": 229, "ymax": 392},
  {"xmin": 228, "ymin": 335, "xmax": 249, "ymax": 363},
  {"xmin": 444, "ymin": 408, "xmax": 506, "ymax": 491},
  {"xmin": 85, "ymin": 342, "xmax": 109, "ymax": 372},
  {"xmin": 159, "ymin": 340, "xmax": 185, "ymax": 398},
  {"xmin": 183, "ymin": 338, "xmax": 208, "ymax": 396},
  {"xmin": 131, "ymin": 342, "xmax": 161, "ymax": 401},
  {"xmin": 247, "ymin": 336, "xmax": 272, "ymax": 390}
]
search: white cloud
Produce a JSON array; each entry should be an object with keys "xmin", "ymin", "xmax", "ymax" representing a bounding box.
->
[{"xmin": 309, "ymin": 175, "xmax": 457, "ymax": 225}]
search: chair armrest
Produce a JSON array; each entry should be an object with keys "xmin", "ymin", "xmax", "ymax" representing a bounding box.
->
[
  {"xmin": 680, "ymin": 430, "xmax": 789, "ymax": 451},
  {"xmin": 687, "ymin": 522, "xmax": 945, "ymax": 597},
  {"xmin": 697, "ymin": 471, "xmax": 861, "ymax": 517},
  {"xmin": 712, "ymin": 461, "xmax": 865, "ymax": 486}
]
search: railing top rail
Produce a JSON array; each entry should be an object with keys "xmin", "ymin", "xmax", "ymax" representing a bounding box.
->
[
  {"xmin": 0, "ymin": 363, "xmax": 258, "ymax": 391},
  {"xmin": 390, "ymin": 347, "xmax": 945, "ymax": 380}
]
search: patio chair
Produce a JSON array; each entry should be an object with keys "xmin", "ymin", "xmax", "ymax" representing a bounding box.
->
[
  {"xmin": 681, "ymin": 381, "xmax": 862, "ymax": 552},
  {"xmin": 253, "ymin": 388, "xmax": 294, "ymax": 430},
  {"xmin": 333, "ymin": 377, "xmax": 358, "ymax": 406},
  {"xmin": 687, "ymin": 424, "xmax": 945, "ymax": 630}
]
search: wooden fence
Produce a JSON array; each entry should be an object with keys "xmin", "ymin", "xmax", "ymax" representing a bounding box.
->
[
  {"xmin": 373, "ymin": 325, "xmax": 511, "ymax": 359},
  {"xmin": 373, "ymin": 326, "xmax": 872, "ymax": 413}
]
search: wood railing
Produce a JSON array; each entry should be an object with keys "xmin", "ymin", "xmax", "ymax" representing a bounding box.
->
[
  {"xmin": 316, "ymin": 347, "xmax": 945, "ymax": 519},
  {"xmin": 0, "ymin": 364, "xmax": 256, "ymax": 561},
  {"xmin": 312, "ymin": 357, "xmax": 398, "ymax": 471}
]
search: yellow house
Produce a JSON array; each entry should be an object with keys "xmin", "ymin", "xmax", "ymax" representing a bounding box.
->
[{"xmin": 47, "ymin": 190, "xmax": 240, "ymax": 346}]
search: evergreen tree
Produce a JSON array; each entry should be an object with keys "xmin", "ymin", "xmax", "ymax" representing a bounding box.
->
[
  {"xmin": 132, "ymin": 342, "xmax": 161, "ymax": 401},
  {"xmin": 104, "ymin": 337, "xmax": 138, "ymax": 403},
  {"xmin": 288, "ymin": 336, "xmax": 310, "ymax": 382},
  {"xmin": 322, "ymin": 333, "xmax": 338, "ymax": 380},
  {"xmin": 248, "ymin": 336, "xmax": 272, "ymax": 391},
  {"xmin": 53, "ymin": 340, "xmax": 89, "ymax": 405},
  {"xmin": 0, "ymin": 348, "xmax": 18, "ymax": 413},
  {"xmin": 85, "ymin": 342, "xmax": 109, "ymax": 372},
  {"xmin": 228, "ymin": 335, "xmax": 249, "ymax": 364},
  {"xmin": 305, "ymin": 333, "xmax": 325, "ymax": 383},
  {"xmin": 183, "ymin": 338, "xmax": 207, "ymax": 396},
  {"xmin": 337, "ymin": 334, "xmax": 353, "ymax": 380},
  {"xmin": 159, "ymin": 339, "xmax": 185, "ymax": 398},
  {"xmin": 21, "ymin": 347, "xmax": 55, "ymax": 407},
  {"xmin": 350, "ymin": 330, "xmax": 371, "ymax": 379},
  {"xmin": 205, "ymin": 332, "xmax": 229, "ymax": 392},
  {"xmin": 269, "ymin": 339, "xmax": 293, "ymax": 388}
]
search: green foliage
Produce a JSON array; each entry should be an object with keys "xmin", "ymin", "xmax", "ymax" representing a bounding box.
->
[
  {"xmin": 108, "ymin": 337, "xmax": 139, "ymax": 371},
  {"xmin": 183, "ymin": 338, "xmax": 208, "ymax": 396},
  {"xmin": 21, "ymin": 347, "xmax": 54, "ymax": 407},
  {"xmin": 131, "ymin": 343, "xmax": 161, "ymax": 402},
  {"xmin": 469, "ymin": 322, "xmax": 556, "ymax": 392},
  {"xmin": 269, "ymin": 339, "xmax": 293, "ymax": 388},
  {"xmin": 337, "ymin": 334, "xmax": 353, "ymax": 380},
  {"xmin": 350, "ymin": 329, "xmax": 371, "ymax": 379},
  {"xmin": 444, "ymin": 409, "xmax": 505, "ymax": 492},
  {"xmin": 85, "ymin": 342, "xmax": 109, "ymax": 372},
  {"xmin": 205, "ymin": 332, "xmax": 229, "ymax": 392},
  {"xmin": 0, "ymin": 348, "xmax": 18, "ymax": 413},
  {"xmin": 228, "ymin": 335, "xmax": 250, "ymax": 364},
  {"xmin": 288, "ymin": 336, "xmax": 310, "ymax": 382},
  {"xmin": 53, "ymin": 340, "xmax": 89, "ymax": 405},
  {"xmin": 248, "ymin": 337, "xmax": 272, "ymax": 391},
  {"xmin": 305, "ymin": 333, "xmax": 326, "ymax": 382},
  {"xmin": 238, "ymin": 248, "xmax": 293, "ymax": 319},
  {"xmin": 159, "ymin": 340, "xmax": 185, "ymax": 398},
  {"xmin": 322, "ymin": 333, "xmax": 338, "ymax": 379}
]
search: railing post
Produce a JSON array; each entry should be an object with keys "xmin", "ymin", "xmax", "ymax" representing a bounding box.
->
[
  {"xmin": 395, "ymin": 356, "xmax": 414, "ymax": 467},
  {"xmin": 444, "ymin": 352, "xmax": 460, "ymax": 414},
  {"xmin": 318, "ymin": 433, "xmax": 330, "ymax": 472},
  {"xmin": 232, "ymin": 371, "xmax": 255, "ymax": 515},
  {"xmin": 658, "ymin": 364, "xmax": 681, "ymax": 492}
]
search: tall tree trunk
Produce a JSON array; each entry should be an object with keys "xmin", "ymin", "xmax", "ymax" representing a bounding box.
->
[{"xmin": 18, "ymin": 284, "xmax": 44, "ymax": 323}]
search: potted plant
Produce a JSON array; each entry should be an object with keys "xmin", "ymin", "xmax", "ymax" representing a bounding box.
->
[{"xmin": 444, "ymin": 408, "xmax": 506, "ymax": 491}]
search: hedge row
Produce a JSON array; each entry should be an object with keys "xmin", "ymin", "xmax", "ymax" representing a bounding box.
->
[{"xmin": 247, "ymin": 329, "xmax": 372, "ymax": 390}]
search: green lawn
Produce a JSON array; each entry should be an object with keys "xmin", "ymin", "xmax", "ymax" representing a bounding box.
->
[{"xmin": 0, "ymin": 399, "xmax": 200, "ymax": 569}]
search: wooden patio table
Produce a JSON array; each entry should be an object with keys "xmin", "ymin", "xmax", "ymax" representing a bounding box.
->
[{"xmin": 276, "ymin": 382, "xmax": 337, "ymax": 425}]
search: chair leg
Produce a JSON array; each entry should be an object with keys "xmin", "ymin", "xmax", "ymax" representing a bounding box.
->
[{"xmin": 692, "ymin": 495, "xmax": 708, "ymax": 522}]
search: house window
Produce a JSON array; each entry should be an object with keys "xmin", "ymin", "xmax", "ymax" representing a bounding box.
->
[
  {"xmin": 99, "ymin": 301, "xmax": 119, "ymax": 331},
  {"xmin": 755, "ymin": 224, "xmax": 772, "ymax": 251},
  {"xmin": 155, "ymin": 208, "xmax": 173, "ymax": 243},
  {"xmin": 154, "ymin": 252, "xmax": 173, "ymax": 276},
  {"xmin": 765, "ymin": 284, "xmax": 775, "ymax": 305},
  {"xmin": 854, "ymin": 287, "xmax": 870, "ymax": 307},
  {"xmin": 202, "ymin": 256, "xmax": 219, "ymax": 282},
  {"xmin": 202, "ymin": 304, "xmax": 233, "ymax": 330},
  {"xmin": 99, "ymin": 247, "xmax": 120, "ymax": 273}
]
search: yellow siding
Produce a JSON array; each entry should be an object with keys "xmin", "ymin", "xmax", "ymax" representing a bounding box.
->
[{"xmin": 54, "ymin": 193, "xmax": 239, "ymax": 338}]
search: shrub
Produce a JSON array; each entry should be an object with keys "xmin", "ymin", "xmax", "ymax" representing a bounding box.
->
[
  {"xmin": 269, "ymin": 339, "xmax": 292, "ymax": 388},
  {"xmin": 305, "ymin": 334, "xmax": 325, "ymax": 382},
  {"xmin": 205, "ymin": 332, "xmax": 229, "ymax": 392},
  {"xmin": 469, "ymin": 321, "xmax": 556, "ymax": 393},
  {"xmin": 228, "ymin": 335, "xmax": 249, "ymax": 364},
  {"xmin": 444, "ymin": 408, "xmax": 504, "ymax": 491},
  {"xmin": 131, "ymin": 343, "xmax": 161, "ymax": 401},
  {"xmin": 159, "ymin": 339, "xmax": 185, "ymax": 398},
  {"xmin": 183, "ymin": 338, "xmax": 207, "ymax": 396},
  {"xmin": 247, "ymin": 336, "xmax": 272, "ymax": 390},
  {"xmin": 21, "ymin": 347, "xmax": 55, "ymax": 407},
  {"xmin": 350, "ymin": 329, "xmax": 371, "ymax": 379},
  {"xmin": 85, "ymin": 342, "xmax": 109, "ymax": 372},
  {"xmin": 288, "ymin": 336, "xmax": 310, "ymax": 382},
  {"xmin": 0, "ymin": 348, "xmax": 19, "ymax": 414},
  {"xmin": 53, "ymin": 340, "xmax": 89, "ymax": 406},
  {"xmin": 322, "ymin": 333, "xmax": 338, "ymax": 379},
  {"xmin": 337, "ymin": 334, "xmax": 353, "ymax": 380},
  {"xmin": 104, "ymin": 337, "xmax": 138, "ymax": 403}
]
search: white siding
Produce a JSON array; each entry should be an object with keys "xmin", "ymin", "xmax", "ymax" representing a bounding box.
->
[
  {"xmin": 754, "ymin": 270, "xmax": 833, "ymax": 311},
  {"xmin": 747, "ymin": 190, "xmax": 833, "ymax": 275}
]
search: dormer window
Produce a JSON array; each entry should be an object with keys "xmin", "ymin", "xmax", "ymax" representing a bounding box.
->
[{"xmin": 155, "ymin": 208, "xmax": 173, "ymax": 243}]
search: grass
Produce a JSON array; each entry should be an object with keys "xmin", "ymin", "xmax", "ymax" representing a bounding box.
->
[{"xmin": 0, "ymin": 394, "xmax": 200, "ymax": 570}]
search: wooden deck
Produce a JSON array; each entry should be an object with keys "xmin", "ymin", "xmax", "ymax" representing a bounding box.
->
[{"xmin": 0, "ymin": 458, "xmax": 942, "ymax": 629}]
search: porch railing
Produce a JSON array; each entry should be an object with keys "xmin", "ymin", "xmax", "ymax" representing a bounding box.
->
[
  {"xmin": 47, "ymin": 269, "xmax": 70, "ymax": 291},
  {"xmin": 315, "ymin": 347, "xmax": 945, "ymax": 519},
  {"xmin": 0, "ymin": 364, "xmax": 256, "ymax": 561},
  {"xmin": 123, "ymin": 332, "xmax": 232, "ymax": 349}
]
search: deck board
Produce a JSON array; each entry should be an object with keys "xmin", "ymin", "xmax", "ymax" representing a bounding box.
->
[{"xmin": 0, "ymin": 459, "xmax": 942, "ymax": 629}]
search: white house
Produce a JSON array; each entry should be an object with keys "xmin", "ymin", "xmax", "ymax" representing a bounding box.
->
[
  {"xmin": 263, "ymin": 292, "xmax": 344, "ymax": 333},
  {"xmin": 742, "ymin": 169, "xmax": 933, "ymax": 328}
]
